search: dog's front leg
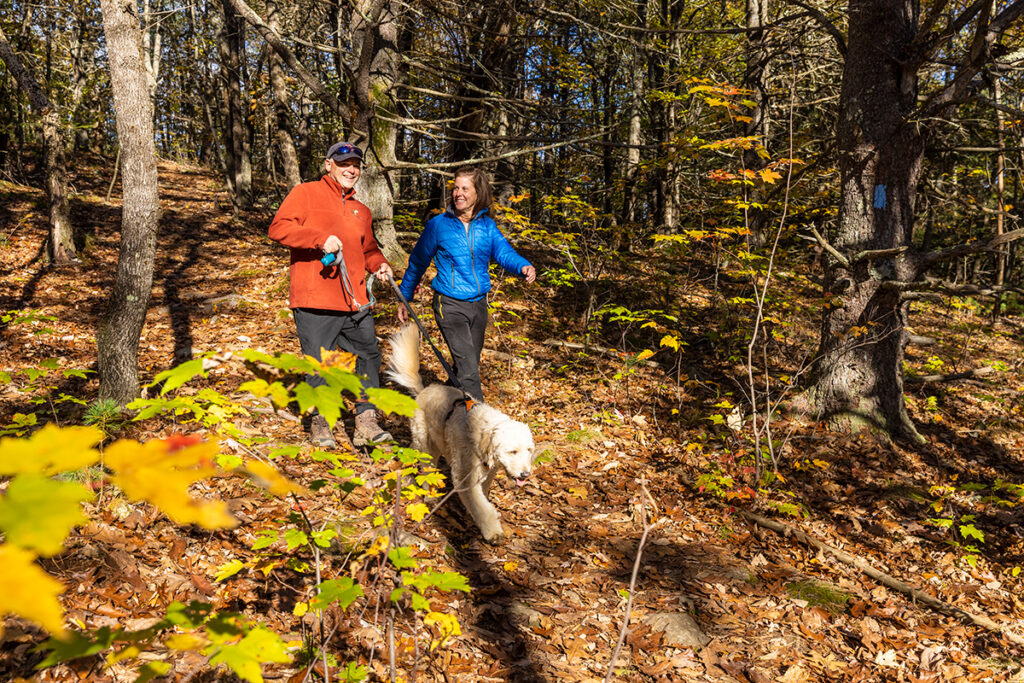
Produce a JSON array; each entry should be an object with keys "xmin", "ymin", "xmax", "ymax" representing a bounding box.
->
[{"xmin": 453, "ymin": 459, "xmax": 504, "ymax": 544}]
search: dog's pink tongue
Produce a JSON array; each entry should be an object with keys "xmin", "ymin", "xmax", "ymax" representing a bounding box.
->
[{"xmin": 515, "ymin": 479, "xmax": 527, "ymax": 487}]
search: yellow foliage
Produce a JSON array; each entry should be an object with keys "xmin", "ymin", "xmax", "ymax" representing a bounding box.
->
[
  {"xmin": 423, "ymin": 611, "xmax": 461, "ymax": 650},
  {"xmin": 406, "ymin": 503, "xmax": 429, "ymax": 522},
  {"xmin": 0, "ymin": 424, "xmax": 101, "ymax": 476},
  {"xmin": 0, "ymin": 546, "xmax": 66, "ymax": 636},
  {"xmin": 320, "ymin": 349, "xmax": 357, "ymax": 372},
  {"xmin": 105, "ymin": 436, "xmax": 237, "ymax": 530},
  {"xmin": 243, "ymin": 460, "xmax": 306, "ymax": 497}
]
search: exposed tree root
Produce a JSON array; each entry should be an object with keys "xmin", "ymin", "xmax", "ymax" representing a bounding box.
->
[{"xmin": 739, "ymin": 509, "xmax": 1024, "ymax": 648}]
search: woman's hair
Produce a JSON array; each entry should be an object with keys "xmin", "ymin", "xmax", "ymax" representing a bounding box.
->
[{"xmin": 452, "ymin": 166, "xmax": 493, "ymax": 213}]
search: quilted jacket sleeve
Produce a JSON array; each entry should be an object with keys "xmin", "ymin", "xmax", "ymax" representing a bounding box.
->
[
  {"xmin": 489, "ymin": 223, "xmax": 531, "ymax": 277},
  {"xmin": 399, "ymin": 217, "xmax": 439, "ymax": 299}
]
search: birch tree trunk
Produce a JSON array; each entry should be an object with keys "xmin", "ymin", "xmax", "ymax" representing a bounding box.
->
[{"xmin": 97, "ymin": 0, "xmax": 161, "ymax": 404}]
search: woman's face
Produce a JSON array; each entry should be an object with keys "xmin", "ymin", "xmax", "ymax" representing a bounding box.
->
[
  {"xmin": 452, "ymin": 175, "xmax": 478, "ymax": 217},
  {"xmin": 327, "ymin": 158, "xmax": 362, "ymax": 190}
]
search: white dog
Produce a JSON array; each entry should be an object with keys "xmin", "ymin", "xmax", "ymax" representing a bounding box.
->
[{"xmin": 386, "ymin": 324, "xmax": 535, "ymax": 543}]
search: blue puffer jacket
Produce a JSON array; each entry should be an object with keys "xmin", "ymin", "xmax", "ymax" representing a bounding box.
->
[{"xmin": 399, "ymin": 208, "xmax": 531, "ymax": 302}]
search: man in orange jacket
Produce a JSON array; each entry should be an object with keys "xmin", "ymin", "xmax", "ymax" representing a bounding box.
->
[{"xmin": 269, "ymin": 141, "xmax": 394, "ymax": 448}]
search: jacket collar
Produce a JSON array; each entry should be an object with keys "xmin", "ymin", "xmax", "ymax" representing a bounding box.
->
[
  {"xmin": 322, "ymin": 173, "xmax": 357, "ymax": 200},
  {"xmin": 444, "ymin": 206, "xmax": 488, "ymax": 222}
]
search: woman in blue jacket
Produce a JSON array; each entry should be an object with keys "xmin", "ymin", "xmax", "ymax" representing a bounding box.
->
[{"xmin": 398, "ymin": 167, "xmax": 536, "ymax": 401}]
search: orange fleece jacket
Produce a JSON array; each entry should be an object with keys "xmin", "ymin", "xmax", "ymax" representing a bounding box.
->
[{"xmin": 268, "ymin": 175, "xmax": 388, "ymax": 312}]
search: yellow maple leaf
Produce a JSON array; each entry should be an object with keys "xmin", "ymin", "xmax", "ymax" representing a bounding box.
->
[
  {"xmin": 659, "ymin": 334, "xmax": 681, "ymax": 351},
  {"xmin": 504, "ymin": 561, "xmax": 519, "ymax": 572},
  {"xmin": 0, "ymin": 424, "xmax": 101, "ymax": 476},
  {"xmin": 320, "ymin": 349, "xmax": 357, "ymax": 372},
  {"xmin": 635, "ymin": 349, "xmax": 655, "ymax": 361},
  {"xmin": 759, "ymin": 168, "xmax": 783, "ymax": 184},
  {"xmin": 105, "ymin": 437, "xmax": 236, "ymax": 530},
  {"xmin": 0, "ymin": 546, "xmax": 65, "ymax": 636},
  {"xmin": 406, "ymin": 503, "xmax": 430, "ymax": 522},
  {"xmin": 243, "ymin": 459, "xmax": 305, "ymax": 497}
]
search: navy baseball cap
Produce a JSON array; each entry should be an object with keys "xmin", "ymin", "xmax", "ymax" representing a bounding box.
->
[{"xmin": 327, "ymin": 141, "xmax": 363, "ymax": 162}]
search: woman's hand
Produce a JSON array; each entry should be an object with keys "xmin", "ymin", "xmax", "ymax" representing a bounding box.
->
[
  {"xmin": 521, "ymin": 265, "xmax": 536, "ymax": 283},
  {"xmin": 397, "ymin": 304, "xmax": 409, "ymax": 324}
]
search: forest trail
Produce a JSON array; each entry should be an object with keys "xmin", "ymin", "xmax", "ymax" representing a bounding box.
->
[{"xmin": 2, "ymin": 160, "xmax": 1024, "ymax": 682}]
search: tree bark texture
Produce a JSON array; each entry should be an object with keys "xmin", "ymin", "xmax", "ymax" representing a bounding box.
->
[
  {"xmin": 814, "ymin": 0, "xmax": 923, "ymax": 440},
  {"xmin": 265, "ymin": 0, "xmax": 301, "ymax": 189},
  {"xmin": 0, "ymin": 25, "xmax": 75, "ymax": 264},
  {"xmin": 351, "ymin": 0, "xmax": 406, "ymax": 265},
  {"xmin": 218, "ymin": 0, "xmax": 252, "ymax": 209},
  {"xmin": 97, "ymin": 0, "xmax": 161, "ymax": 405}
]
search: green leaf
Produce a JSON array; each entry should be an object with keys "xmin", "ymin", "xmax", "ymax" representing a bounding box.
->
[
  {"xmin": 134, "ymin": 661, "xmax": 173, "ymax": 683},
  {"xmin": 0, "ymin": 474, "xmax": 92, "ymax": 555},
  {"xmin": 312, "ymin": 578, "xmax": 363, "ymax": 611},
  {"xmin": 150, "ymin": 359, "xmax": 208, "ymax": 395},
  {"xmin": 310, "ymin": 529, "xmax": 337, "ymax": 548},
  {"xmin": 165, "ymin": 601, "xmax": 214, "ymax": 629},
  {"xmin": 37, "ymin": 627, "xmax": 116, "ymax": 667},
  {"xmin": 251, "ymin": 530, "xmax": 279, "ymax": 551},
  {"xmin": 388, "ymin": 546, "xmax": 419, "ymax": 570},
  {"xmin": 364, "ymin": 387, "xmax": 417, "ymax": 417},
  {"xmin": 337, "ymin": 662, "xmax": 369, "ymax": 682},
  {"xmin": 959, "ymin": 524, "xmax": 985, "ymax": 542},
  {"xmin": 207, "ymin": 627, "xmax": 291, "ymax": 683},
  {"xmin": 283, "ymin": 528, "xmax": 308, "ymax": 550},
  {"xmin": 292, "ymin": 384, "xmax": 344, "ymax": 427}
]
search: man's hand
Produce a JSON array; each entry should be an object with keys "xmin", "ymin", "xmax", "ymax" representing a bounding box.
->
[
  {"xmin": 322, "ymin": 235, "xmax": 343, "ymax": 254},
  {"xmin": 522, "ymin": 265, "xmax": 536, "ymax": 284},
  {"xmin": 397, "ymin": 305, "xmax": 409, "ymax": 324},
  {"xmin": 376, "ymin": 262, "xmax": 394, "ymax": 280}
]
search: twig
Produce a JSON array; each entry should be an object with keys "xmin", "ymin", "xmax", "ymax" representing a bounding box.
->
[
  {"xmin": 740, "ymin": 509, "xmax": 1024, "ymax": 647},
  {"xmin": 603, "ymin": 479, "xmax": 660, "ymax": 683},
  {"xmin": 807, "ymin": 225, "xmax": 851, "ymax": 269}
]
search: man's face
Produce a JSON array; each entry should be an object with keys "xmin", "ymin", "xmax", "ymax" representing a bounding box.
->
[{"xmin": 327, "ymin": 158, "xmax": 362, "ymax": 189}]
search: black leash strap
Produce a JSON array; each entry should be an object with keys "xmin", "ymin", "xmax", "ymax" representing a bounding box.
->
[{"xmin": 384, "ymin": 275, "xmax": 474, "ymax": 409}]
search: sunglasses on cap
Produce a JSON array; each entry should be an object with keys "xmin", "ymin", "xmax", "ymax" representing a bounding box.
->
[{"xmin": 327, "ymin": 142, "xmax": 363, "ymax": 160}]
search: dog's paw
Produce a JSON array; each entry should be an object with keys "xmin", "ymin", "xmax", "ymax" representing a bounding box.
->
[{"xmin": 482, "ymin": 528, "xmax": 505, "ymax": 545}]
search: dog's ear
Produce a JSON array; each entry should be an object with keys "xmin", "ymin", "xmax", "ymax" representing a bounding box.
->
[{"xmin": 478, "ymin": 425, "xmax": 503, "ymax": 465}]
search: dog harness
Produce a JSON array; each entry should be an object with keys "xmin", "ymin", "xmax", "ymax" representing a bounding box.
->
[{"xmin": 443, "ymin": 396, "xmax": 475, "ymax": 423}]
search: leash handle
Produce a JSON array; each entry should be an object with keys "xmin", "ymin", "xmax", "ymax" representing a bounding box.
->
[{"xmin": 384, "ymin": 274, "xmax": 470, "ymax": 399}]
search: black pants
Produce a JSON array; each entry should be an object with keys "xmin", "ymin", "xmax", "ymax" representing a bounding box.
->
[
  {"xmin": 293, "ymin": 307, "xmax": 380, "ymax": 415},
  {"xmin": 432, "ymin": 291, "xmax": 488, "ymax": 402}
]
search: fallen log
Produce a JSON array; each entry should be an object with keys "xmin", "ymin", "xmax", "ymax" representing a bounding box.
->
[
  {"xmin": 739, "ymin": 509, "xmax": 1024, "ymax": 648},
  {"xmin": 905, "ymin": 366, "xmax": 994, "ymax": 383}
]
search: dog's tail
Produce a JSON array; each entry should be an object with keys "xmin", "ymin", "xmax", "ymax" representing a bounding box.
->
[{"xmin": 386, "ymin": 323, "xmax": 424, "ymax": 396}]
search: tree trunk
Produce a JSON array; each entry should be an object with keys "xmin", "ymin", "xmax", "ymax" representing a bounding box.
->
[
  {"xmin": 814, "ymin": 0, "xmax": 923, "ymax": 441},
  {"xmin": 97, "ymin": 0, "xmax": 161, "ymax": 405},
  {"xmin": 0, "ymin": 24, "xmax": 75, "ymax": 264},
  {"xmin": 266, "ymin": 0, "xmax": 301, "ymax": 189},
  {"xmin": 218, "ymin": 0, "xmax": 252, "ymax": 209},
  {"xmin": 351, "ymin": 0, "xmax": 406, "ymax": 265},
  {"xmin": 742, "ymin": 0, "xmax": 770, "ymax": 247}
]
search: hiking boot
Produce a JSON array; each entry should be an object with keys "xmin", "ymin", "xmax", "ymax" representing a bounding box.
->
[
  {"xmin": 353, "ymin": 410, "xmax": 392, "ymax": 447},
  {"xmin": 309, "ymin": 414, "xmax": 337, "ymax": 449}
]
